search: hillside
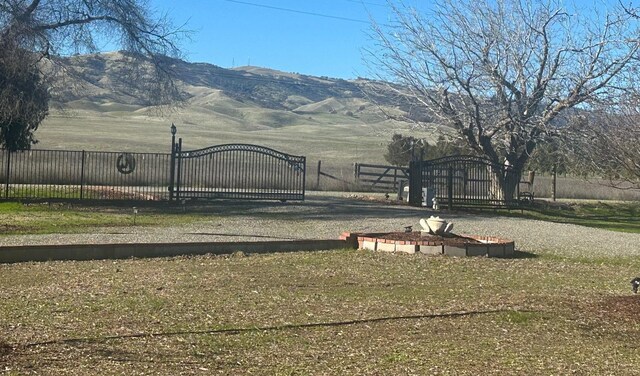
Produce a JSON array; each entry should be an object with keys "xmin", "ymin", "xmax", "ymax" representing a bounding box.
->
[
  {"xmin": 45, "ymin": 52, "xmax": 417, "ymax": 129},
  {"xmin": 35, "ymin": 52, "xmax": 434, "ymax": 176}
]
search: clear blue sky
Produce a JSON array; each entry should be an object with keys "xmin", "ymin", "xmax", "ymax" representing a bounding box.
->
[
  {"xmin": 150, "ymin": 0, "xmax": 414, "ymax": 79},
  {"xmin": 148, "ymin": 0, "xmax": 621, "ymax": 79}
]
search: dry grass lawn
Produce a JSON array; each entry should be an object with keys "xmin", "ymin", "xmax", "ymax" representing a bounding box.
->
[{"xmin": 2, "ymin": 249, "xmax": 640, "ymax": 375}]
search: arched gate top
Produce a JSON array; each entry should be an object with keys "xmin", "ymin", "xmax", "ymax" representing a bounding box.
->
[
  {"xmin": 424, "ymin": 154, "xmax": 500, "ymax": 166},
  {"xmin": 177, "ymin": 143, "xmax": 305, "ymax": 162}
]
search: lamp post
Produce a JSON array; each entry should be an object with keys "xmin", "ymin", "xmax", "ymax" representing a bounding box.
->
[
  {"xmin": 170, "ymin": 123, "xmax": 177, "ymax": 148},
  {"xmin": 169, "ymin": 123, "xmax": 178, "ymax": 200}
]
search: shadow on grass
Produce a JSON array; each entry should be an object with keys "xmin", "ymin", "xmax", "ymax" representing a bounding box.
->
[
  {"xmin": 24, "ymin": 308, "xmax": 537, "ymax": 348},
  {"xmin": 158, "ymin": 196, "xmax": 427, "ymax": 221},
  {"xmin": 512, "ymin": 250, "xmax": 538, "ymax": 259},
  {"xmin": 18, "ymin": 196, "xmax": 428, "ymax": 223}
]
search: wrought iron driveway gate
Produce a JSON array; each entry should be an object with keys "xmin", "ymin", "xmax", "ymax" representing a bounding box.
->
[
  {"xmin": 408, "ymin": 155, "xmax": 520, "ymax": 209},
  {"xmin": 170, "ymin": 141, "xmax": 306, "ymax": 201}
]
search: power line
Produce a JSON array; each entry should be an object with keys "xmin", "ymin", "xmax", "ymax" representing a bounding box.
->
[
  {"xmin": 343, "ymin": 0, "xmax": 388, "ymax": 8},
  {"xmin": 220, "ymin": 0, "xmax": 370, "ymax": 24}
]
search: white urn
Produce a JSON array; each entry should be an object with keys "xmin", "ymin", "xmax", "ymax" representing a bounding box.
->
[{"xmin": 420, "ymin": 216, "xmax": 454, "ymax": 235}]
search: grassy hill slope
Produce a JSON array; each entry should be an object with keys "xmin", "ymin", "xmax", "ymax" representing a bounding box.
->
[{"xmin": 37, "ymin": 52, "xmax": 434, "ymax": 176}]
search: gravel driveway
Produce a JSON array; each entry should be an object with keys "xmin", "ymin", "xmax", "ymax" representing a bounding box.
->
[{"xmin": 1, "ymin": 193, "xmax": 639, "ymax": 258}]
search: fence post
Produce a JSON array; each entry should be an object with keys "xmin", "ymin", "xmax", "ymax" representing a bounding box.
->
[
  {"xmin": 4, "ymin": 150, "xmax": 10, "ymax": 199},
  {"xmin": 316, "ymin": 160, "xmax": 321, "ymax": 190},
  {"xmin": 447, "ymin": 166, "xmax": 454, "ymax": 211},
  {"xmin": 175, "ymin": 138, "xmax": 182, "ymax": 201},
  {"xmin": 397, "ymin": 180, "xmax": 406, "ymax": 201},
  {"xmin": 168, "ymin": 126, "xmax": 177, "ymax": 201},
  {"xmin": 393, "ymin": 166, "xmax": 398, "ymax": 189},
  {"xmin": 80, "ymin": 150, "xmax": 86, "ymax": 200},
  {"xmin": 552, "ymin": 164, "xmax": 557, "ymax": 201},
  {"xmin": 408, "ymin": 161, "xmax": 422, "ymax": 206},
  {"xmin": 301, "ymin": 156, "xmax": 307, "ymax": 200}
]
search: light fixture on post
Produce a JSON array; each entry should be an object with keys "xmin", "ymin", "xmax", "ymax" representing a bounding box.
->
[{"xmin": 170, "ymin": 123, "xmax": 177, "ymax": 154}]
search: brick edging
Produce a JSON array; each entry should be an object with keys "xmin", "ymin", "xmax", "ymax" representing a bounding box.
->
[{"xmin": 341, "ymin": 231, "xmax": 516, "ymax": 258}]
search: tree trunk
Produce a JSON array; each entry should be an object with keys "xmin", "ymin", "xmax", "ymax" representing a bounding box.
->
[{"xmin": 488, "ymin": 164, "xmax": 521, "ymax": 202}]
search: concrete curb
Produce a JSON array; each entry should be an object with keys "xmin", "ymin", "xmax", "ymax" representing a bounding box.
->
[{"xmin": 0, "ymin": 239, "xmax": 351, "ymax": 264}]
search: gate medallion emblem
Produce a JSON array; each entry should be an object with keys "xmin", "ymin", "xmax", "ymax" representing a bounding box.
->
[{"xmin": 116, "ymin": 153, "xmax": 136, "ymax": 174}]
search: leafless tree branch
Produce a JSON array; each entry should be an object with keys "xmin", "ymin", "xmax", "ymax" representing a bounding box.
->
[{"xmin": 365, "ymin": 0, "xmax": 640, "ymax": 197}]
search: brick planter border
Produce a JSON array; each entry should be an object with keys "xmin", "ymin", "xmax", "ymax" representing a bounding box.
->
[{"xmin": 341, "ymin": 232, "xmax": 515, "ymax": 258}]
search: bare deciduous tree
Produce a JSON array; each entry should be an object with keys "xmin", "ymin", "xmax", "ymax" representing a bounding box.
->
[
  {"xmin": 0, "ymin": 0, "xmax": 187, "ymax": 150},
  {"xmin": 367, "ymin": 0, "xmax": 640, "ymax": 199},
  {"xmin": 566, "ymin": 105, "xmax": 640, "ymax": 190},
  {"xmin": 562, "ymin": 4, "xmax": 640, "ymax": 191}
]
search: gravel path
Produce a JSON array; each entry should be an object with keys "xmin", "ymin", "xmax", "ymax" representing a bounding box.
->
[{"xmin": 1, "ymin": 193, "xmax": 639, "ymax": 258}]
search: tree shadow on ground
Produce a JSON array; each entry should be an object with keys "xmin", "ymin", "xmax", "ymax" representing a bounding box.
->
[{"xmin": 166, "ymin": 196, "xmax": 429, "ymax": 221}]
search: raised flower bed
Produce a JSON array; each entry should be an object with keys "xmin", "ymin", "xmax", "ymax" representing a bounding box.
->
[{"xmin": 342, "ymin": 232, "xmax": 515, "ymax": 258}]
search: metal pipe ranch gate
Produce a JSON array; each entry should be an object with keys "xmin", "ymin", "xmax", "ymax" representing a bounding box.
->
[
  {"xmin": 354, "ymin": 156, "xmax": 525, "ymax": 209},
  {"xmin": 0, "ymin": 127, "xmax": 307, "ymax": 202}
]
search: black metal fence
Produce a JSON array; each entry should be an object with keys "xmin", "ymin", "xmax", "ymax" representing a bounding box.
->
[
  {"xmin": 0, "ymin": 142, "xmax": 306, "ymax": 202},
  {"xmin": 0, "ymin": 149, "xmax": 172, "ymax": 201},
  {"xmin": 408, "ymin": 155, "xmax": 522, "ymax": 208}
]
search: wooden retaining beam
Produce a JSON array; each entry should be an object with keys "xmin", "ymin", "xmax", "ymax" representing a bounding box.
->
[{"xmin": 0, "ymin": 239, "xmax": 353, "ymax": 264}]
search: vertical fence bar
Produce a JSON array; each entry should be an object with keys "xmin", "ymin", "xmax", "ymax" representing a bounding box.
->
[
  {"xmin": 107, "ymin": 152, "xmax": 113, "ymax": 200},
  {"xmin": 5, "ymin": 151, "xmax": 10, "ymax": 199},
  {"xmin": 552, "ymin": 164, "xmax": 557, "ymax": 202},
  {"xmin": 408, "ymin": 160, "xmax": 421, "ymax": 206},
  {"xmin": 239, "ymin": 148, "xmax": 245, "ymax": 196},
  {"xmin": 316, "ymin": 160, "xmax": 321, "ymax": 190},
  {"xmin": 80, "ymin": 150, "xmax": 86, "ymax": 200},
  {"xmin": 261, "ymin": 152, "xmax": 267, "ymax": 198},
  {"xmin": 90, "ymin": 151, "xmax": 97, "ymax": 199},
  {"xmin": 175, "ymin": 139, "xmax": 182, "ymax": 201},
  {"xmin": 248, "ymin": 149, "xmax": 255, "ymax": 195},
  {"xmin": 216, "ymin": 152, "xmax": 220, "ymax": 195},
  {"xmin": 447, "ymin": 166, "xmax": 454, "ymax": 211},
  {"xmin": 301, "ymin": 156, "xmax": 306, "ymax": 200},
  {"xmin": 23, "ymin": 151, "xmax": 29, "ymax": 198},
  {"xmin": 233, "ymin": 149, "xmax": 239, "ymax": 198}
]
